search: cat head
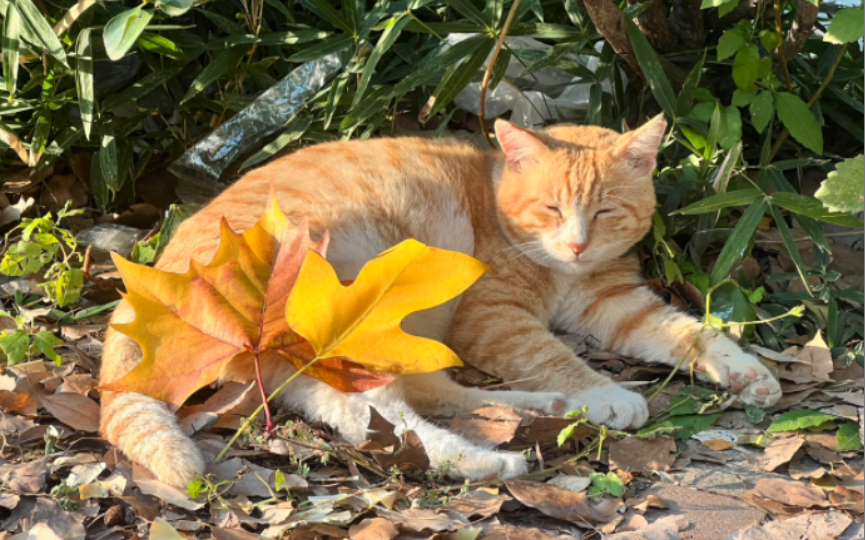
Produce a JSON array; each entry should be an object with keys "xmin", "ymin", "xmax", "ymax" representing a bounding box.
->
[{"xmin": 494, "ymin": 115, "xmax": 666, "ymax": 275}]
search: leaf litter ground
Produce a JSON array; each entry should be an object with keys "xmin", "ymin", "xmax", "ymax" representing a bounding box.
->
[{"xmin": 0, "ymin": 305, "xmax": 860, "ymax": 540}]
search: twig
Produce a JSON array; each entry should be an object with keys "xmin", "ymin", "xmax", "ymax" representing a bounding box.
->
[
  {"xmin": 768, "ymin": 43, "xmax": 848, "ymax": 162},
  {"xmin": 216, "ymin": 358, "xmax": 320, "ymax": 463},
  {"xmin": 774, "ymin": 0, "xmax": 792, "ymax": 92},
  {"xmin": 479, "ymin": 0, "xmax": 522, "ymax": 149}
]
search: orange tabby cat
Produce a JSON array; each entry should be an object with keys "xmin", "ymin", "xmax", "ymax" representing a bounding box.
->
[{"xmin": 100, "ymin": 115, "xmax": 781, "ymax": 488}]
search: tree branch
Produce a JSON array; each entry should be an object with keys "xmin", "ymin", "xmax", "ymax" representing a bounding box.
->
[
  {"xmin": 669, "ymin": 0, "xmax": 706, "ymax": 49},
  {"xmin": 779, "ymin": 0, "xmax": 820, "ymax": 62},
  {"xmin": 629, "ymin": 0, "xmax": 679, "ymax": 52},
  {"xmin": 581, "ymin": 0, "xmax": 689, "ymax": 88}
]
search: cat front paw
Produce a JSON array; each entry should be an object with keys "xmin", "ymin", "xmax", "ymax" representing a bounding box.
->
[
  {"xmin": 698, "ymin": 342, "xmax": 782, "ymax": 408},
  {"xmin": 566, "ymin": 384, "xmax": 649, "ymax": 430},
  {"xmin": 448, "ymin": 450, "xmax": 528, "ymax": 481}
]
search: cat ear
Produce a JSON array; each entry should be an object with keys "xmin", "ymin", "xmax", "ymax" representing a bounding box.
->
[
  {"xmin": 613, "ymin": 114, "xmax": 667, "ymax": 176},
  {"xmin": 495, "ymin": 119, "xmax": 548, "ymax": 172}
]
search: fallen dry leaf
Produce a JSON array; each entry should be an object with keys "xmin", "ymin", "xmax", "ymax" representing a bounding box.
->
[
  {"xmin": 443, "ymin": 490, "xmax": 509, "ymax": 519},
  {"xmin": 701, "ymin": 438, "xmax": 734, "ymax": 451},
  {"xmin": 375, "ymin": 508, "xmax": 466, "ymax": 533},
  {"xmin": 789, "ymin": 333, "xmax": 834, "ymax": 382},
  {"xmin": 754, "ymin": 437, "xmax": 804, "ymax": 472},
  {"xmin": 788, "ymin": 450, "xmax": 827, "ymax": 480},
  {"xmin": 448, "ymin": 406, "xmax": 521, "ymax": 446},
  {"xmin": 359, "ymin": 408, "xmax": 430, "ymax": 473},
  {"xmin": 102, "ymin": 197, "xmax": 391, "ymax": 407},
  {"xmin": 348, "ymin": 518, "xmax": 399, "ymax": 540},
  {"xmin": 40, "ymin": 392, "xmax": 100, "ymax": 432},
  {"xmin": 547, "ymin": 474, "xmax": 592, "ymax": 493},
  {"xmin": 605, "ymin": 514, "xmax": 684, "ymax": 540},
  {"xmin": 752, "ymin": 478, "xmax": 827, "ymax": 508},
  {"xmin": 724, "ymin": 510, "xmax": 851, "ymax": 539},
  {"xmin": 609, "ymin": 436, "xmax": 677, "ymax": 474},
  {"xmin": 287, "ymin": 238, "xmax": 486, "ymax": 375},
  {"xmin": 505, "ymin": 479, "xmax": 621, "ymax": 526}
]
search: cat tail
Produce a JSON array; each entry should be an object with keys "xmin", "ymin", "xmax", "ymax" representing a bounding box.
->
[{"xmin": 99, "ymin": 305, "xmax": 205, "ymax": 489}]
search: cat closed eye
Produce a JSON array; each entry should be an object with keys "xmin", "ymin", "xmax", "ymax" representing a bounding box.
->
[
  {"xmin": 546, "ymin": 205, "xmax": 563, "ymax": 217},
  {"xmin": 594, "ymin": 209, "xmax": 614, "ymax": 219}
]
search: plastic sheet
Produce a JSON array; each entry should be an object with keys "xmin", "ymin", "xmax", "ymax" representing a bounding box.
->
[
  {"xmin": 449, "ymin": 35, "xmax": 620, "ymax": 128},
  {"xmin": 170, "ymin": 52, "xmax": 345, "ymax": 204}
]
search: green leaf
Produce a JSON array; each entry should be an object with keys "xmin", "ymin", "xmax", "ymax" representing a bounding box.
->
[
  {"xmin": 732, "ymin": 89, "xmax": 755, "ymax": 107},
  {"xmin": 589, "ymin": 472, "xmax": 625, "ymax": 497},
  {"xmin": 101, "ymin": 67, "xmax": 183, "ymax": 112},
  {"xmin": 241, "ymin": 112, "xmax": 313, "ymax": 170},
  {"xmin": 181, "ymin": 46, "xmax": 249, "ymax": 104},
  {"xmin": 649, "ymin": 413, "xmax": 723, "ymax": 440},
  {"xmin": 33, "ymin": 330, "xmax": 62, "ymax": 364},
  {"xmin": 155, "ymin": 0, "xmax": 192, "ymax": 17},
  {"xmin": 104, "ymin": 6, "xmax": 154, "ymax": 61},
  {"xmin": 717, "ymin": 28, "xmax": 747, "ymax": 61},
  {"xmin": 749, "ymin": 91, "xmax": 773, "ymax": 134},
  {"xmin": 767, "ymin": 410, "xmax": 837, "ymax": 433},
  {"xmin": 3, "ymin": 3, "xmax": 21, "ymax": 95},
  {"xmin": 675, "ymin": 189, "xmax": 762, "ymax": 215},
  {"xmin": 718, "ymin": 106, "xmax": 742, "ymax": 151},
  {"xmin": 446, "ymin": 0, "xmax": 490, "ymax": 27},
  {"xmin": 758, "ymin": 29, "xmax": 779, "ymax": 51},
  {"xmin": 30, "ymin": 105, "xmax": 51, "ymax": 167},
  {"xmin": 744, "ymin": 404, "xmax": 767, "ymax": 424},
  {"xmin": 732, "ymin": 44, "xmax": 760, "ymax": 91},
  {"xmin": 298, "ymin": 0, "xmax": 353, "ymax": 34},
  {"xmin": 675, "ymin": 50, "xmax": 706, "ymax": 117},
  {"xmin": 710, "ymin": 197, "xmax": 768, "ymax": 283},
  {"xmin": 775, "ymin": 92, "xmax": 823, "ymax": 154},
  {"xmin": 771, "ymin": 192, "xmax": 864, "ymax": 227},
  {"xmin": 626, "ymin": 18, "xmax": 676, "ymax": 118},
  {"xmin": 824, "ymin": 8, "xmax": 864, "ymax": 44},
  {"xmin": 99, "ymin": 123, "xmax": 119, "ymax": 193},
  {"xmin": 557, "ymin": 422, "xmax": 579, "ymax": 447},
  {"xmin": 0, "ymin": 330, "xmax": 29, "ymax": 364},
  {"xmin": 75, "ymin": 29, "xmax": 94, "ymax": 140},
  {"xmin": 814, "ymin": 155, "xmax": 865, "ymax": 215},
  {"xmin": 837, "ymin": 422, "xmax": 863, "ymax": 451},
  {"xmin": 393, "ymin": 35, "xmax": 488, "ymax": 96},
  {"xmin": 14, "ymin": 0, "xmax": 69, "ymax": 66},
  {"xmin": 769, "ymin": 204, "xmax": 812, "ymax": 294},
  {"xmin": 90, "ymin": 150, "xmax": 108, "ymax": 212},
  {"xmin": 425, "ymin": 38, "xmax": 495, "ymax": 120},
  {"xmin": 286, "ymin": 35, "xmax": 353, "ymax": 62},
  {"xmin": 354, "ymin": 15, "xmax": 410, "ymax": 106}
]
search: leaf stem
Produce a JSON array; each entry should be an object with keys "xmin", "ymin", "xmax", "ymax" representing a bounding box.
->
[
  {"xmin": 479, "ymin": 0, "xmax": 522, "ymax": 149},
  {"xmin": 215, "ymin": 358, "xmax": 320, "ymax": 463},
  {"xmin": 252, "ymin": 353, "xmax": 274, "ymax": 433}
]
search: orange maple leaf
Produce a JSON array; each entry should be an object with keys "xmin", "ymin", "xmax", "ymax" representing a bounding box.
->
[{"xmin": 101, "ymin": 196, "xmax": 393, "ymax": 409}]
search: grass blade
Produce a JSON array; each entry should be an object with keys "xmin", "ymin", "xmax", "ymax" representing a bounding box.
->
[{"xmin": 710, "ymin": 197, "xmax": 768, "ymax": 283}]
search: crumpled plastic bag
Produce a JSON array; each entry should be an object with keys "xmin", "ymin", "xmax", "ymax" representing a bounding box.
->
[
  {"xmin": 170, "ymin": 52, "xmax": 345, "ymax": 204},
  {"xmin": 448, "ymin": 34, "xmax": 620, "ymax": 128}
]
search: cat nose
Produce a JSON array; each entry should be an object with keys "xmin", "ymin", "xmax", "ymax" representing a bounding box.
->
[{"xmin": 567, "ymin": 242, "xmax": 588, "ymax": 255}]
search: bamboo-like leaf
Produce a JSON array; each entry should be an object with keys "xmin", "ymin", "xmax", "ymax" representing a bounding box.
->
[
  {"xmin": 626, "ymin": 18, "xmax": 676, "ymax": 119},
  {"xmin": 30, "ymin": 105, "xmax": 51, "ymax": 167},
  {"xmin": 770, "ymin": 192, "xmax": 864, "ymax": 227},
  {"xmin": 14, "ymin": 0, "xmax": 69, "ymax": 65},
  {"xmin": 710, "ymin": 197, "xmax": 768, "ymax": 283},
  {"xmin": 101, "ymin": 67, "xmax": 183, "ymax": 112},
  {"xmin": 181, "ymin": 46, "xmax": 249, "ymax": 104},
  {"xmin": 298, "ymin": 0, "xmax": 353, "ymax": 34},
  {"xmin": 0, "ymin": 125, "xmax": 29, "ymax": 163},
  {"xmin": 674, "ymin": 188, "xmax": 762, "ymax": 215},
  {"xmin": 241, "ymin": 113, "xmax": 313, "ymax": 170},
  {"xmin": 4, "ymin": 3, "xmax": 21, "ymax": 96},
  {"xmin": 354, "ymin": 14, "xmax": 410, "ymax": 106},
  {"xmin": 425, "ymin": 38, "xmax": 495, "ymax": 120},
  {"xmin": 393, "ymin": 35, "xmax": 488, "ymax": 96},
  {"xmin": 99, "ymin": 123, "xmax": 119, "ymax": 193},
  {"xmin": 676, "ymin": 50, "xmax": 706, "ymax": 117},
  {"xmin": 769, "ymin": 204, "xmax": 811, "ymax": 295},
  {"xmin": 446, "ymin": 0, "xmax": 490, "ymax": 27},
  {"xmin": 75, "ymin": 29, "xmax": 94, "ymax": 140},
  {"xmin": 104, "ymin": 6, "xmax": 154, "ymax": 61},
  {"xmin": 53, "ymin": 0, "xmax": 96, "ymax": 38},
  {"xmin": 286, "ymin": 35, "xmax": 353, "ymax": 62},
  {"xmin": 90, "ymin": 149, "xmax": 109, "ymax": 211}
]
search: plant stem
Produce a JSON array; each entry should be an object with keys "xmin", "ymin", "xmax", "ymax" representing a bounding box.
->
[
  {"xmin": 768, "ymin": 43, "xmax": 848, "ymax": 162},
  {"xmin": 252, "ymin": 353, "xmax": 274, "ymax": 433},
  {"xmin": 479, "ymin": 0, "xmax": 522, "ymax": 149},
  {"xmin": 215, "ymin": 358, "xmax": 320, "ymax": 463}
]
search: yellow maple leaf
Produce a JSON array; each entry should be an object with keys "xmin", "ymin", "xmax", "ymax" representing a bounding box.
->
[
  {"xmin": 287, "ymin": 239, "xmax": 488, "ymax": 373},
  {"xmin": 101, "ymin": 195, "xmax": 392, "ymax": 409}
]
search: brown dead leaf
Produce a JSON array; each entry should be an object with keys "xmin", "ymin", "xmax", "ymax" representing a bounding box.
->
[
  {"xmin": 0, "ymin": 391, "xmax": 39, "ymax": 416},
  {"xmin": 609, "ymin": 436, "xmax": 677, "ymax": 474},
  {"xmin": 701, "ymin": 438, "xmax": 734, "ymax": 451},
  {"xmin": 2, "ymin": 457, "xmax": 47, "ymax": 494},
  {"xmin": 789, "ymin": 450, "xmax": 827, "ymax": 480},
  {"xmin": 213, "ymin": 528, "xmax": 263, "ymax": 540},
  {"xmin": 29, "ymin": 498, "xmax": 85, "ymax": 540},
  {"xmin": 359, "ymin": 409, "xmax": 429, "ymax": 473},
  {"xmin": 505, "ymin": 479, "xmax": 622, "ymax": 526},
  {"xmin": 753, "ymin": 437, "xmax": 804, "ymax": 472},
  {"xmin": 444, "ymin": 490, "xmax": 509, "ymax": 520},
  {"xmin": 56, "ymin": 374, "xmax": 95, "ymax": 396},
  {"xmin": 752, "ymin": 478, "xmax": 827, "ymax": 508},
  {"xmin": 40, "ymin": 393, "xmax": 100, "ymax": 432},
  {"xmin": 449, "ymin": 406, "xmax": 521, "ymax": 446},
  {"xmin": 789, "ymin": 334, "xmax": 833, "ymax": 382},
  {"xmin": 605, "ymin": 514, "xmax": 684, "ymax": 540},
  {"xmin": 134, "ymin": 478, "xmax": 204, "ymax": 511},
  {"xmin": 375, "ymin": 508, "xmax": 466, "ymax": 533},
  {"xmin": 626, "ymin": 494, "xmax": 669, "ymax": 513},
  {"xmin": 829, "ymin": 485, "xmax": 864, "ymax": 512},
  {"xmin": 40, "ymin": 175, "xmax": 88, "ymax": 211},
  {"xmin": 504, "ymin": 416, "xmax": 596, "ymax": 451},
  {"xmin": 727, "ymin": 510, "xmax": 851, "ymax": 539},
  {"xmin": 349, "ymin": 518, "xmax": 398, "ymax": 540},
  {"xmin": 7, "ymin": 523, "xmax": 61, "ymax": 540}
]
